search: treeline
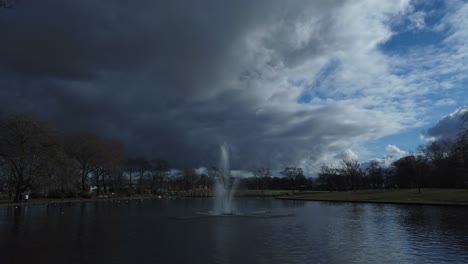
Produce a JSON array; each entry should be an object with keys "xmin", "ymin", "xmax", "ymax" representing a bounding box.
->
[
  {"xmin": 1, "ymin": 112, "xmax": 467, "ymax": 202},
  {"xmin": 240, "ymin": 167, "xmax": 312, "ymax": 192},
  {"xmin": 0, "ymin": 113, "xmax": 216, "ymax": 201},
  {"xmin": 0, "ymin": 113, "xmax": 127, "ymax": 202},
  {"xmin": 0, "ymin": 113, "xmax": 310, "ymax": 202},
  {"xmin": 0, "ymin": 113, "xmax": 212, "ymax": 201},
  {"xmin": 315, "ymin": 136, "xmax": 468, "ymax": 192}
]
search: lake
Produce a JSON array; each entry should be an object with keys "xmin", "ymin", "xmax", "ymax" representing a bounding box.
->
[{"xmin": 1, "ymin": 198, "xmax": 468, "ymax": 264}]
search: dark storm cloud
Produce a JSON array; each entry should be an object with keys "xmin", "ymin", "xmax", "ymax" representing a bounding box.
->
[
  {"xmin": 425, "ymin": 107, "xmax": 468, "ymax": 140},
  {"xmin": 0, "ymin": 0, "xmax": 405, "ymax": 172}
]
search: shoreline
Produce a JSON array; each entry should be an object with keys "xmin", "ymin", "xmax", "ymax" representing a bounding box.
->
[
  {"xmin": 275, "ymin": 196, "xmax": 468, "ymax": 207},
  {"xmin": 0, "ymin": 192, "xmax": 284, "ymax": 207},
  {"xmin": 0, "ymin": 195, "xmax": 163, "ymax": 207},
  {"xmin": 3, "ymin": 189, "xmax": 468, "ymax": 208},
  {"xmin": 275, "ymin": 189, "xmax": 468, "ymax": 207}
]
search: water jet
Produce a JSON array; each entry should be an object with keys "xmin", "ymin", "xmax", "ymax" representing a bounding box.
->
[{"xmin": 213, "ymin": 143, "xmax": 238, "ymax": 214}]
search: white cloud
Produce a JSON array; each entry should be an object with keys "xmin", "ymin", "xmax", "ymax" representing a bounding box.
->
[
  {"xmin": 363, "ymin": 144, "xmax": 409, "ymax": 168},
  {"xmin": 419, "ymin": 133, "xmax": 437, "ymax": 143},
  {"xmin": 333, "ymin": 149, "xmax": 359, "ymax": 161},
  {"xmin": 434, "ymin": 98, "xmax": 456, "ymax": 107},
  {"xmin": 407, "ymin": 11, "xmax": 426, "ymax": 30},
  {"xmin": 385, "ymin": 144, "xmax": 408, "ymax": 158},
  {"xmin": 231, "ymin": 0, "xmax": 468, "ymax": 173}
]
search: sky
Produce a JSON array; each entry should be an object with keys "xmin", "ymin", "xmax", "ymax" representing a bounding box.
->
[{"xmin": 0, "ymin": 0, "xmax": 467, "ymax": 174}]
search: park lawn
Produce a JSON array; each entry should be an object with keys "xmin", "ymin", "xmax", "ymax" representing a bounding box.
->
[
  {"xmin": 236, "ymin": 190, "xmax": 295, "ymax": 197},
  {"xmin": 277, "ymin": 189, "xmax": 468, "ymax": 205}
]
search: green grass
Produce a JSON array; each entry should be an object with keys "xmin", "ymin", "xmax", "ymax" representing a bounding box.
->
[
  {"xmin": 235, "ymin": 190, "xmax": 295, "ymax": 197},
  {"xmin": 277, "ymin": 189, "xmax": 468, "ymax": 205}
]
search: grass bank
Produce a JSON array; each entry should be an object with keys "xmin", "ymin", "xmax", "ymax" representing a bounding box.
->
[
  {"xmin": 235, "ymin": 190, "xmax": 295, "ymax": 197},
  {"xmin": 0, "ymin": 195, "xmax": 161, "ymax": 207},
  {"xmin": 276, "ymin": 189, "xmax": 468, "ymax": 206},
  {"xmin": 0, "ymin": 190, "xmax": 292, "ymax": 207}
]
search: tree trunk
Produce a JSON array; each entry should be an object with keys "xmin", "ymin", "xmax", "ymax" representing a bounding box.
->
[
  {"xmin": 14, "ymin": 184, "xmax": 25, "ymax": 203},
  {"xmin": 81, "ymin": 167, "xmax": 87, "ymax": 193},
  {"xmin": 129, "ymin": 171, "xmax": 133, "ymax": 188},
  {"xmin": 7, "ymin": 174, "xmax": 12, "ymax": 200},
  {"xmin": 102, "ymin": 176, "xmax": 107, "ymax": 194},
  {"xmin": 14, "ymin": 189, "xmax": 21, "ymax": 203}
]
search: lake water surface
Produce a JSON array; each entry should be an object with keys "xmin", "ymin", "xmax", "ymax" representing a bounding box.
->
[{"xmin": 1, "ymin": 198, "xmax": 468, "ymax": 264}]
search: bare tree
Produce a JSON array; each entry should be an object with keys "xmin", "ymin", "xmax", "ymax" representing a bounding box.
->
[
  {"xmin": 125, "ymin": 158, "xmax": 138, "ymax": 190},
  {"xmin": 0, "ymin": 113, "xmax": 59, "ymax": 202},
  {"xmin": 179, "ymin": 168, "xmax": 198, "ymax": 192},
  {"xmin": 366, "ymin": 161, "xmax": 384, "ymax": 189},
  {"xmin": 205, "ymin": 166, "xmax": 220, "ymax": 192},
  {"xmin": 89, "ymin": 138, "xmax": 124, "ymax": 196},
  {"xmin": 150, "ymin": 159, "xmax": 170, "ymax": 194},
  {"xmin": 280, "ymin": 167, "xmax": 304, "ymax": 194},
  {"xmin": 420, "ymin": 139, "xmax": 457, "ymax": 162},
  {"xmin": 414, "ymin": 155, "xmax": 431, "ymax": 193},
  {"xmin": 65, "ymin": 133, "xmax": 102, "ymax": 194},
  {"xmin": 131, "ymin": 157, "xmax": 150, "ymax": 194},
  {"xmin": 102, "ymin": 139, "xmax": 125, "ymax": 193},
  {"xmin": 0, "ymin": 158, "xmax": 11, "ymax": 198},
  {"xmin": 340, "ymin": 160, "xmax": 363, "ymax": 191},
  {"xmin": 44, "ymin": 150, "xmax": 80, "ymax": 198},
  {"xmin": 254, "ymin": 167, "xmax": 271, "ymax": 194}
]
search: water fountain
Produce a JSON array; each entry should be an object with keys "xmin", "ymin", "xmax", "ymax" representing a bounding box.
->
[
  {"xmin": 213, "ymin": 143, "xmax": 238, "ymax": 215},
  {"xmin": 191, "ymin": 143, "xmax": 293, "ymax": 218}
]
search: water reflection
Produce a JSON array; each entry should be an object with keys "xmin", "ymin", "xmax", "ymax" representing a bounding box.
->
[
  {"xmin": 1, "ymin": 199, "xmax": 468, "ymax": 264},
  {"xmin": 397, "ymin": 206, "xmax": 468, "ymax": 262}
]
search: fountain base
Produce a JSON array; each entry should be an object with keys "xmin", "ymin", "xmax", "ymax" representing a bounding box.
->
[{"xmin": 192, "ymin": 211, "xmax": 294, "ymax": 218}]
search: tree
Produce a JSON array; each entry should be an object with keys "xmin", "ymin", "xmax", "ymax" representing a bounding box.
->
[
  {"xmin": 317, "ymin": 164, "xmax": 341, "ymax": 191},
  {"xmin": 0, "ymin": 158, "xmax": 12, "ymax": 198},
  {"xmin": 125, "ymin": 158, "xmax": 137, "ymax": 190},
  {"xmin": 414, "ymin": 155, "xmax": 431, "ymax": 193},
  {"xmin": 198, "ymin": 172, "xmax": 214, "ymax": 191},
  {"xmin": 366, "ymin": 161, "xmax": 384, "ymax": 189},
  {"xmin": 420, "ymin": 139, "xmax": 457, "ymax": 163},
  {"xmin": 89, "ymin": 138, "xmax": 124, "ymax": 196},
  {"xmin": 101, "ymin": 139, "xmax": 125, "ymax": 193},
  {"xmin": 149, "ymin": 159, "xmax": 170, "ymax": 194},
  {"xmin": 206, "ymin": 166, "xmax": 220, "ymax": 192},
  {"xmin": 340, "ymin": 160, "xmax": 363, "ymax": 191},
  {"xmin": 420, "ymin": 139, "xmax": 458, "ymax": 188},
  {"xmin": 0, "ymin": 113, "xmax": 60, "ymax": 202},
  {"xmin": 254, "ymin": 167, "xmax": 271, "ymax": 194},
  {"xmin": 130, "ymin": 157, "xmax": 150, "ymax": 194},
  {"xmin": 65, "ymin": 133, "xmax": 126, "ymax": 196},
  {"xmin": 280, "ymin": 167, "xmax": 304, "ymax": 193},
  {"xmin": 391, "ymin": 156, "xmax": 418, "ymax": 189},
  {"xmin": 43, "ymin": 150, "xmax": 80, "ymax": 198},
  {"xmin": 65, "ymin": 133, "xmax": 103, "ymax": 193},
  {"xmin": 179, "ymin": 168, "xmax": 198, "ymax": 192}
]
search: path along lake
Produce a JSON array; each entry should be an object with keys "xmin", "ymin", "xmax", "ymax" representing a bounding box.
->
[{"xmin": 1, "ymin": 198, "xmax": 468, "ymax": 264}]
